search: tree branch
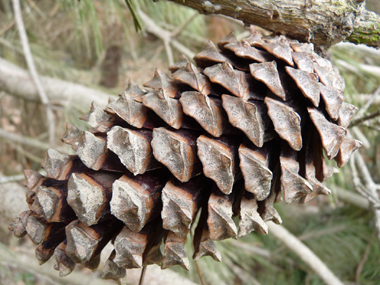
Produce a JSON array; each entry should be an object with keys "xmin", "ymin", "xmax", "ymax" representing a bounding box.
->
[
  {"xmin": 0, "ymin": 171, "xmax": 46, "ymax": 184},
  {"xmin": 138, "ymin": 11, "xmax": 195, "ymax": 60},
  {"xmin": 349, "ymin": 110, "xmax": 380, "ymax": 128},
  {"xmin": 347, "ymin": 9, "xmax": 380, "ymax": 48},
  {"xmin": 0, "ymin": 128, "xmax": 69, "ymax": 154},
  {"xmin": 333, "ymin": 186, "xmax": 370, "ymax": 210},
  {"xmin": 165, "ymin": 0, "xmax": 380, "ymax": 50},
  {"xmin": 354, "ymin": 152, "xmax": 380, "ymax": 247},
  {"xmin": 12, "ymin": 0, "xmax": 55, "ymax": 145},
  {"xmin": 355, "ymin": 86, "xmax": 380, "ymax": 119},
  {"xmin": 267, "ymin": 222, "xmax": 344, "ymax": 285},
  {"xmin": 0, "ymin": 58, "xmax": 112, "ymax": 109}
]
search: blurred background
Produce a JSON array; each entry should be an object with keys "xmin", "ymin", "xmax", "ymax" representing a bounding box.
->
[{"xmin": 1, "ymin": 0, "xmax": 380, "ymax": 284}]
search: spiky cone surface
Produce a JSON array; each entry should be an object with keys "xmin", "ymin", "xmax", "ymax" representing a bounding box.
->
[{"xmin": 9, "ymin": 32, "xmax": 362, "ymax": 282}]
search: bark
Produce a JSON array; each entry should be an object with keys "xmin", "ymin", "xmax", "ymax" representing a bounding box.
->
[
  {"xmin": 166, "ymin": 0, "xmax": 380, "ymax": 50},
  {"xmin": 0, "ymin": 58, "xmax": 112, "ymax": 109},
  {"xmin": 347, "ymin": 9, "xmax": 380, "ymax": 47}
]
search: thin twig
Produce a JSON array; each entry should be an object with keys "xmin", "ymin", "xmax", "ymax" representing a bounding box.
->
[
  {"xmin": 357, "ymin": 94, "xmax": 380, "ymax": 106},
  {"xmin": 336, "ymin": 59, "xmax": 380, "ymax": 77},
  {"xmin": 367, "ymin": 125, "xmax": 380, "ymax": 132},
  {"xmin": 138, "ymin": 266, "xmax": 147, "ymax": 285},
  {"xmin": 231, "ymin": 240, "xmax": 301, "ymax": 270},
  {"xmin": 194, "ymin": 258, "xmax": 207, "ymax": 285},
  {"xmin": 333, "ymin": 186, "xmax": 370, "ymax": 210},
  {"xmin": 48, "ymin": 2, "xmax": 60, "ymax": 17},
  {"xmin": 171, "ymin": 12, "xmax": 199, "ymax": 38},
  {"xmin": 297, "ymin": 225, "xmax": 347, "ymax": 242},
  {"xmin": 351, "ymin": 127, "xmax": 370, "ymax": 149},
  {"xmin": 0, "ymin": 174, "xmax": 25, "ymax": 184},
  {"xmin": 138, "ymin": 10, "xmax": 195, "ymax": 61},
  {"xmin": 349, "ymin": 109, "xmax": 380, "ymax": 128},
  {"xmin": 0, "ymin": 19, "xmax": 15, "ymax": 36},
  {"xmin": 160, "ymin": 21, "xmax": 207, "ymax": 44},
  {"xmin": 12, "ymin": 0, "xmax": 55, "ymax": 145},
  {"xmin": 225, "ymin": 260, "xmax": 261, "ymax": 285},
  {"xmin": 236, "ymin": 30, "xmax": 251, "ymax": 41},
  {"xmin": 354, "ymin": 152, "xmax": 380, "ymax": 247},
  {"xmin": 267, "ymin": 222, "xmax": 344, "ymax": 285},
  {"xmin": 0, "ymin": 58, "xmax": 112, "ymax": 108},
  {"xmin": 351, "ymin": 153, "xmax": 380, "ymax": 206},
  {"xmin": 355, "ymin": 230, "xmax": 376, "ymax": 284},
  {"xmin": 8, "ymin": 142, "xmax": 44, "ymax": 163},
  {"xmin": 189, "ymin": 229, "xmax": 207, "ymax": 285},
  {"xmin": 355, "ymin": 85, "xmax": 380, "ymax": 119},
  {"xmin": 349, "ymin": 153, "xmax": 378, "ymax": 205},
  {"xmin": 335, "ymin": 42, "xmax": 380, "ymax": 58},
  {"xmin": 170, "ymin": 40, "xmax": 196, "ymax": 59},
  {"xmin": 0, "ymin": 169, "xmax": 46, "ymax": 184},
  {"xmin": 229, "ymin": 240, "xmax": 271, "ymax": 258},
  {"xmin": 25, "ymin": 0, "xmax": 46, "ymax": 18},
  {"xmin": 164, "ymin": 40, "xmax": 174, "ymax": 66},
  {"xmin": 274, "ymin": 225, "xmax": 348, "ymax": 255},
  {"xmin": 0, "ymin": 128, "xmax": 69, "ymax": 154}
]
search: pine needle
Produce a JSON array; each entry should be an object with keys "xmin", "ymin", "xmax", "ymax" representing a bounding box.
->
[{"xmin": 124, "ymin": 0, "xmax": 142, "ymax": 32}]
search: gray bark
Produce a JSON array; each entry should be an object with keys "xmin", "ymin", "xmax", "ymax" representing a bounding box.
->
[{"xmin": 166, "ymin": 0, "xmax": 380, "ymax": 50}]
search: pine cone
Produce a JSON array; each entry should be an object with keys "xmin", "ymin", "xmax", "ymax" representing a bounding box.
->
[{"xmin": 9, "ymin": 32, "xmax": 362, "ymax": 281}]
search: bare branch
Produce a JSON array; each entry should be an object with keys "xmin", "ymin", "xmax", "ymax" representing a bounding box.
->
[
  {"xmin": 355, "ymin": 230, "xmax": 375, "ymax": 284},
  {"xmin": 12, "ymin": 0, "xmax": 55, "ymax": 145},
  {"xmin": 0, "ymin": 128, "xmax": 70, "ymax": 154},
  {"xmin": 267, "ymin": 222, "xmax": 344, "ymax": 285},
  {"xmin": 354, "ymin": 152, "xmax": 380, "ymax": 246},
  {"xmin": 0, "ymin": 58, "xmax": 112, "ymax": 108},
  {"xmin": 138, "ymin": 266, "xmax": 147, "ymax": 285},
  {"xmin": 3, "ymin": 140, "xmax": 44, "ymax": 163},
  {"xmin": 25, "ymin": 0, "xmax": 46, "ymax": 18},
  {"xmin": 0, "ymin": 169, "xmax": 46, "ymax": 184},
  {"xmin": 333, "ymin": 186, "xmax": 370, "ymax": 210},
  {"xmin": 166, "ymin": 0, "xmax": 380, "ymax": 50},
  {"xmin": 349, "ymin": 110, "xmax": 380, "ymax": 128},
  {"xmin": 355, "ymin": 86, "xmax": 380, "ymax": 119},
  {"xmin": 164, "ymin": 40, "xmax": 174, "ymax": 66},
  {"xmin": 0, "ymin": 174, "xmax": 25, "ymax": 184},
  {"xmin": 297, "ymin": 226, "xmax": 347, "ymax": 242},
  {"xmin": 171, "ymin": 12, "xmax": 199, "ymax": 38},
  {"xmin": 225, "ymin": 260, "xmax": 261, "ymax": 285},
  {"xmin": 350, "ymin": 153, "xmax": 373, "ymax": 201},
  {"xmin": 0, "ymin": 19, "xmax": 15, "ymax": 36},
  {"xmin": 190, "ymin": 229, "xmax": 207, "ymax": 285},
  {"xmin": 347, "ymin": 9, "xmax": 380, "ymax": 48},
  {"xmin": 229, "ymin": 240, "xmax": 271, "ymax": 259},
  {"xmin": 138, "ymin": 11, "xmax": 195, "ymax": 60},
  {"xmin": 357, "ymin": 94, "xmax": 380, "ymax": 106}
]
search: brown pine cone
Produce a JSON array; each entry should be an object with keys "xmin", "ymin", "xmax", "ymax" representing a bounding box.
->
[{"xmin": 8, "ymin": 32, "xmax": 362, "ymax": 281}]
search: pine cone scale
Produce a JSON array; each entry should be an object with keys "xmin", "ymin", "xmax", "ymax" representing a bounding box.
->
[{"xmin": 8, "ymin": 32, "xmax": 362, "ymax": 282}]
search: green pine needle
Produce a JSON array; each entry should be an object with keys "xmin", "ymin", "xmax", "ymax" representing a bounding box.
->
[{"xmin": 124, "ymin": 0, "xmax": 143, "ymax": 32}]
